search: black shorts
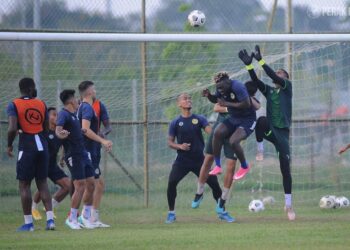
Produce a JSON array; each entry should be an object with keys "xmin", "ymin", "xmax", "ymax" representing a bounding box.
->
[
  {"xmin": 16, "ymin": 150, "xmax": 49, "ymax": 181},
  {"xmin": 205, "ymin": 121, "xmax": 237, "ymax": 160},
  {"xmin": 48, "ymin": 163, "xmax": 68, "ymax": 183},
  {"xmin": 87, "ymin": 151, "xmax": 101, "ymax": 179},
  {"xmin": 222, "ymin": 117, "xmax": 256, "ymax": 138},
  {"xmin": 65, "ymin": 152, "xmax": 94, "ymax": 181}
]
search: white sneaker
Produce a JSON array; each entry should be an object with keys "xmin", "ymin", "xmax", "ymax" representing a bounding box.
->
[
  {"xmin": 65, "ymin": 218, "xmax": 81, "ymax": 230},
  {"xmin": 256, "ymin": 152, "xmax": 264, "ymax": 161},
  {"xmin": 93, "ymin": 220, "xmax": 111, "ymax": 228},
  {"xmin": 78, "ymin": 215, "xmax": 97, "ymax": 229},
  {"xmin": 284, "ymin": 206, "xmax": 296, "ymax": 221}
]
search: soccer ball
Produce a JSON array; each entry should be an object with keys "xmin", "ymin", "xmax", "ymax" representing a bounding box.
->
[
  {"xmin": 319, "ymin": 195, "xmax": 336, "ymax": 209},
  {"xmin": 262, "ymin": 196, "xmax": 275, "ymax": 206},
  {"xmin": 335, "ymin": 196, "xmax": 350, "ymax": 208},
  {"xmin": 188, "ymin": 10, "xmax": 206, "ymax": 27},
  {"xmin": 248, "ymin": 200, "xmax": 265, "ymax": 212}
]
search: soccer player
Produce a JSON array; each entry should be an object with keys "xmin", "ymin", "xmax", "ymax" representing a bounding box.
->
[
  {"xmin": 31, "ymin": 107, "xmax": 70, "ymax": 220},
  {"xmin": 91, "ymin": 97, "xmax": 112, "ymax": 227},
  {"xmin": 166, "ymin": 93, "xmax": 222, "ymax": 224},
  {"xmin": 191, "ymin": 102, "xmax": 237, "ymax": 223},
  {"xmin": 204, "ymin": 72, "xmax": 256, "ymax": 180},
  {"xmin": 77, "ymin": 81, "xmax": 113, "ymax": 227},
  {"xmin": 7, "ymin": 77, "xmax": 55, "ymax": 231},
  {"xmin": 192, "ymin": 80, "xmax": 261, "ymax": 222},
  {"xmin": 56, "ymin": 89, "xmax": 95, "ymax": 229},
  {"xmin": 238, "ymin": 45, "xmax": 295, "ymax": 220}
]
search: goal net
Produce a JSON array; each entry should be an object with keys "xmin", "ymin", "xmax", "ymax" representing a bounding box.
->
[{"xmin": 0, "ymin": 34, "xmax": 350, "ymax": 210}]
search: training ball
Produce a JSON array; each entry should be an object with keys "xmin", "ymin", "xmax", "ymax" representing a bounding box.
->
[
  {"xmin": 188, "ymin": 10, "xmax": 206, "ymax": 27},
  {"xmin": 319, "ymin": 195, "xmax": 335, "ymax": 209},
  {"xmin": 335, "ymin": 196, "xmax": 350, "ymax": 208},
  {"xmin": 249, "ymin": 199, "xmax": 265, "ymax": 212},
  {"xmin": 262, "ymin": 196, "xmax": 275, "ymax": 206}
]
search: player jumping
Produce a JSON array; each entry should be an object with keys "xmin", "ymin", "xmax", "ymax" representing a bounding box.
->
[
  {"xmin": 238, "ymin": 45, "xmax": 295, "ymax": 221},
  {"xmin": 204, "ymin": 72, "xmax": 256, "ymax": 180}
]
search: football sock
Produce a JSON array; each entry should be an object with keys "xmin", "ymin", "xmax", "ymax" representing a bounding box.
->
[
  {"xmin": 241, "ymin": 161, "xmax": 248, "ymax": 169},
  {"xmin": 46, "ymin": 211, "xmax": 54, "ymax": 221},
  {"xmin": 285, "ymin": 194, "xmax": 292, "ymax": 208},
  {"xmin": 219, "ymin": 198, "xmax": 226, "ymax": 209},
  {"xmin": 32, "ymin": 201, "xmax": 39, "ymax": 210},
  {"xmin": 214, "ymin": 157, "xmax": 221, "ymax": 168},
  {"xmin": 92, "ymin": 209, "xmax": 99, "ymax": 221},
  {"xmin": 221, "ymin": 187, "xmax": 229, "ymax": 201},
  {"xmin": 196, "ymin": 182, "xmax": 205, "ymax": 195},
  {"xmin": 70, "ymin": 208, "xmax": 78, "ymax": 222},
  {"xmin": 257, "ymin": 142, "xmax": 264, "ymax": 152},
  {"xmin": 83, "ymin": 205, "xmax": 92, "ymax": 219},
  {"xmin": 168, "ymin": 210, "xmax": 175, "ymax": 214},
  {"xmin": 24, "ymin": 215, "xmax": 33, "ymax": 224}
]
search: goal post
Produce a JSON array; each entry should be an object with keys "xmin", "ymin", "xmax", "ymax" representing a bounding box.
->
[{"xmin": 0, "ymin": 32, "xmax": 350, "ymax": 209}]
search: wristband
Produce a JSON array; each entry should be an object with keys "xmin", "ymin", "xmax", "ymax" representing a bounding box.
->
[
  {"xmin": 258, "ymin": 59, "xmax": 266, "ymax": 66},
  {"xmin": 245, "ymin": 64, "xmax": 254, "ymax": 70}
]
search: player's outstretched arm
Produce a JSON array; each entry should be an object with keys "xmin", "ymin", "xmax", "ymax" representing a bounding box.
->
[
  {"xmin": 82, "ymin": 119, "xmax": 113, "ymax": 152},
  {"xmin": 339, "ymin": 144, "xmax": 350, "ymax": 154},
  {"xmin": 55, "ymin": 126, "xmax": 70, "ymax": 139},
  {"xmin": 253, "ymin": 45, "xmax": 286, "ymax": 87},
  {"xmin": 238, "ymin": 49, "xmax": 266, "ymax": 93}
]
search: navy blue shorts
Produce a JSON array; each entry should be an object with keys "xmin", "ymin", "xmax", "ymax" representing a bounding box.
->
[
  {"xmin": 16, "ymin": 150, "xmax": 49, "ymax": 181},
  {"xmin": 48, "ymin": 163, "xmax": 68, "ymax": 183},
  {"xmin": 65, "ymin": 152, "xmax": 94, "ymax": 181},
  {"xmin": 222, "ymin": 117, "xmax": 256, "ymax": 138},
  {"xmin": 87, "ymin": 151, "xmax": 101, "ymax": 179}
]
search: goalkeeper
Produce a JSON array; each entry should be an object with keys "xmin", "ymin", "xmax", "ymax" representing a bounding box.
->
[{"xmin": 238, "ymin": 45, "xmax": 295, "ymax": 221}]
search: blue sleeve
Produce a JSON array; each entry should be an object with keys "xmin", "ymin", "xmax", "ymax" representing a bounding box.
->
[
  {"xmin": 56, "ymin": 111, "xmax": 66, "ymax": 127},
  {"xmin": 214, "ymin": 90, "xmax": 221, "ymax": 98},
  {"xmin": 82, "ymin": 103, "xmax": 94, "ymax": 121},
  {"xmin": 232, "ymin": 80, "xmax": 249, "ymax": 101},
  {"xmin": 197, "ymin": 115, "xmax": 209, "ymax": 128},
  {"xmin": 100, "ymin": 102, "xmax": 109, "ymax": 121},
  {"xmin": 6, "ymin": 102, "xmax": 17, "ymax": 117},
  {"xmin": 168, "ymin": 119, "xmax": 177, "ymax": 137}
]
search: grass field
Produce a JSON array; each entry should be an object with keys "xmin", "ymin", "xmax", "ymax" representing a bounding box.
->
[{"xmin": 1, "ymin": 193, "xmax": 350, "ymax": 250}]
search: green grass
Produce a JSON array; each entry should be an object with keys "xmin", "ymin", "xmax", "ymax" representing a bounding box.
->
[{"xmin": 1, "ymin": 194, "xmax": 350, "ymax": 250}]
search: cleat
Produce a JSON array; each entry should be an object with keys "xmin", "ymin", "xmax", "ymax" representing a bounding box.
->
[
  {"xmin": 256, "ymin": 152, "xmax": 264, "ymax": 161},
  {"xmin": 209, "ymin": 166, "xmax": 222, "ymax": 176},
  {"xmin": 218, "ymin": 212, "xmax": 235, "ymax": 223},
  {"xmin": 191, "ymin": 194, "xmax": 203, "ymax": 209},
  {"xmin": 216, "ymin": 199, "xmax": 225, "ymax": 214},
  {"xmin": 46, "ymin": 219, "xmax": 55, "ymax": 230},
  {"xmin": 78, "ymin": 215, "xmax": 97, "ymax": 229},
  {"xmin": 32, "ymin": 208, "xmax": 42, "ymax": 220},
  {"xmin": 165, "ymin": 212, "xmax": 176, "ymax": 224},
  {"xmin": 16, "ymin": 223, "xmax": 34, "ymax": 232},
  {"xmin": 284, "ymin": 206, "xmax": 296, "ymax": 221},
  {"xmin": 233, "ymin": 165, "xmax": 251, "ymax": 180},
  {"xmin": 93, "ymin": 220, "xmax": 111, "ymax": 228},
  {"xmin": 65, "ymin": 218, "xmax": 81, "ymax": 230}
]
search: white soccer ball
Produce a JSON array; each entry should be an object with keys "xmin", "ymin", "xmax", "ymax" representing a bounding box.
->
[
  {"xmin": 249, "ymin": 199, "xmax": 265, "ymax": 212},
  {"xmin": 335, "ymin": 196, "xmax": 350, "ymax": 208},
  {"xmin": 188, "ymin": 10, "xmax": 206, "ymax": 27},
  {"xmin": 319, "ymin": 195, "xmax": 336, "ymax": 209},
  {"xmin": 262, "ymin": 196, "xmax": 275, "ymax": 206}
]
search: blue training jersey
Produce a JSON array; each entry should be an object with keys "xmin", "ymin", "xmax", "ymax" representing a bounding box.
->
[
  {"xmin": 168, "ymin": 114, "xmax": 208, "ymax": 164},
  {"xmin": 45, "ymin": 129, "xmax": 62, "ymax": 167},
  {"xmin": 56, "ymin": 108, "xmax": 85, "ymax": 156},
  {"xmin": 77, "ymin": 102, "xmax": 100, "ymax": 155},
  {"xmin": 215, "ymin": 79, "xmax": 256, "ymax": 120}
]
